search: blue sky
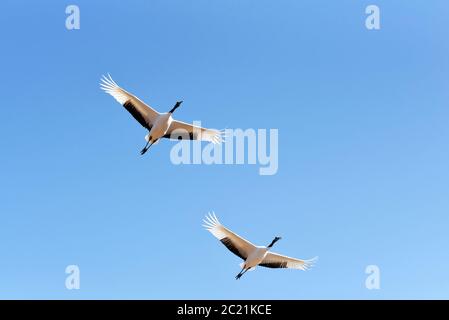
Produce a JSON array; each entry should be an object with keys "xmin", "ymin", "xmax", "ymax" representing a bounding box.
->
[{"xmin": 0, "ymin": 0, "xmax": 448, "ymax": 299}]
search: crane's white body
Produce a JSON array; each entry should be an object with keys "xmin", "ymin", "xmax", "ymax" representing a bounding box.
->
[
  {"xmin": 203, "ymin": 213, "xmax": 317, "ymax": 279},
  {"xmin": 241, "ymin": 246, "xmax": 269, "ymax": 270},
  {"xmin": 145, "ymin": 113, "xmax": 173, "ymax": 143}
]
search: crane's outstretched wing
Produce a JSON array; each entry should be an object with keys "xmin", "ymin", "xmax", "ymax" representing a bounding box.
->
[
  {"xmin": 260, "ymin": 253, "xmax": 317, "ymax": 270},
  {"xmin": 203, "ymin": 212, "xmax": 256, "ymax": 260},
  {"xmin": 100, "ymin": 74, "xmax": 159, "ymax": 130},
  {"xmin": 163, "ymin": 120, "xmax": 223, "ymax": 144}
]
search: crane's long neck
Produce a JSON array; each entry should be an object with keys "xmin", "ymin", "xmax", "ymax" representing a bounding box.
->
[
  {"xmin": 168, "ymin": 101, "xmax": 183, "ymax": 114},
  {"xmin": 267, "ymin": 237, "xmax": 281, "ymax": 249}
]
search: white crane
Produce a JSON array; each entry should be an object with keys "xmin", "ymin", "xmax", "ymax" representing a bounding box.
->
[
  {"xmin": 203, "ymin": 212, "xmax": 317, "ymax": 280},
  {"xmin": 100, "ymin": 74, "xmax": 222, "ymax": 155}
]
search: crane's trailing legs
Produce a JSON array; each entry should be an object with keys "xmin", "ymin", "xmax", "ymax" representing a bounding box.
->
[
  {"xmin": 235, "ymin": 267, "xmax": 249, "ymax": 280},
  {"xmin": 140, "ymin": 142, "xmax": 150, "ymax": 155},
  {"xmin": 140, "ymin": 138, "xmax": 155, "ymax": 155}
]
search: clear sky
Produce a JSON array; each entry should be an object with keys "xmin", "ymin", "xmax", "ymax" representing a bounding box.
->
[{"xmin": 0, "ymin": 0, "xmax": 448, "ymax": 299}]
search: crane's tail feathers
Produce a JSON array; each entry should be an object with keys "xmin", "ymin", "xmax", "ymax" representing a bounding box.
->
[{"xmin": 238, "ymin": 263, "xmax": 255, "ymax": 271}]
